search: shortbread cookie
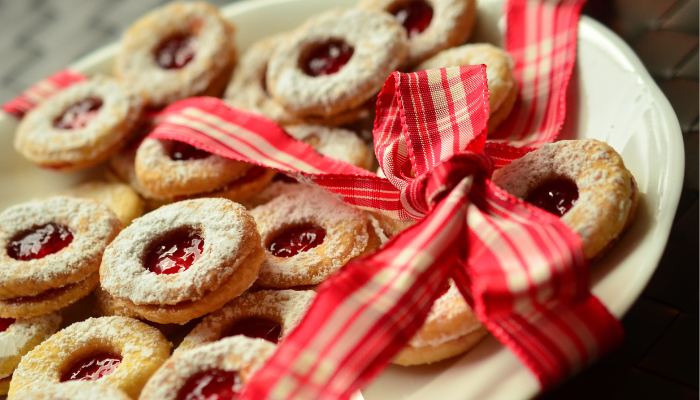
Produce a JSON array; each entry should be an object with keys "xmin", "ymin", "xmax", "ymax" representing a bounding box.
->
[
  {"xmin": 286, "ymin": 125, "xmax": 375, "ymax": 170},
  {"xmin": 115, "ymin": 2, "xmax": 237, "ymax": 108},
  {"xmin": 267, "ymin": 8, "xmax": 409, "ymax": 118},
  {"xmin": 100, "ymin": 198, "xmax": 265, "ymax": 324},
  {"xmin": 492, "ymin": 139, "xmax": 639, "ymax": 259},
  {"xmin": 60, "ymin": 182, "xmax": 144, "ymax": 227},
  {"xmin": 10, "ymin": 381, "xmax": 131, "ymax": 400},
  {"xmin": 9, "ymin": 317, "xmax": 171, "ymax": 399},
  {"xmin": 14, "ymin": 77, "xmax": 143, "ymax": 172}
]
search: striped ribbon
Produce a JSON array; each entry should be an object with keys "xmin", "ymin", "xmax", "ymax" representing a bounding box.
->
[{"xmin": 1, "ymin": 69, "xmax": 86, "ymax": 119}]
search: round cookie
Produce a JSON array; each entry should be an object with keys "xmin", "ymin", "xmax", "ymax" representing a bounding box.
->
[
  {"xmin": 10, "ymin": 381, "xmax": 131, "ymax": 400},
  {"xmin": 60, "ymin": 181, "xmax": 144, "ymax": 227}
]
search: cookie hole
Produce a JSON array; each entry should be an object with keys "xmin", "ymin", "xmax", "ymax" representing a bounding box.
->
[
  {"xmin": 155, "ymin": 33, "xmax": 197, "ymax": 70},
  {"xmin": 53, "ymin": 97, "xmax": 103, "ymax": 130},
  {"xmin": 267, "ymin": 224, "xmax": 326, "ymax": 257},
  {"xmin": 7, "ymin": 223, "xmax": 74, "ymax": 261},
  {"xmin": 169, "ymin": 141, "xmax": 212, "ymax": 161},
  {"xmin": 145, "ymin": 228, "xmax": 204, "ymax": 275},
  {"xmin": 389, "ymin": 0, "xmax": 434, "ymax": 39},
  {"xmin": 301, "ymin": 40, "xmax": 354, "ymax": 77},
  {"xmin": 60, "ymin": 352, "xmax": 123, "ymax": 382},
  {"xmin": 177, "ymin": 369, "xmax": 243, "ymax": 400},
  {"xmin": 525, "ymin": 177, "xmax": 579, "ymax": 217},
  {"xmin": 0, "ymin": 318, "xmax": 14, "ymax": 333},
  {"xmin": 224, "ymin": 316, "xmax": 283, "ymax": 344}
]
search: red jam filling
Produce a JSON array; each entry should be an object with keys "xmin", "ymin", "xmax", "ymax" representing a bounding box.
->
[
  {"xmin": 156, "ymin": 35, "xmax": 196, "ymax": 69},
  {"xmin": 8, "ymin": 223, "xmax": 73, "ymax": 261},
  {"xmin": 54, "ymin": 98, "xmax": 103, "ymax": 130},
  {"xmin": 60, "ymin": 353, "xmax": 122, "ymax": 382},
  {"xmin": 268, "ymin": 226, "xmax": 326, "ymax": 258},
  {"xmin": 303, "ymin": 41, "xmax": 354, "ymax": 77},
  {"xmin": 224, "ymin": 317, "xmax": 282, "ymax": 344},
  {"xmin": 0, "ymin": 318, "xmax": 15, "ymax": 332},
  {"xmin": 177, "ymin": 369, "xmax": 242, "ymax": 400},
  {"xmin": 170, "ymin": 141, "xmax": 211, "ymax": 161},
  {"xmin": 391, "ymin": 1, "xmax": 434, "ymax": 39},
  {"xmin": 525, "ymin": 178, "xmax": 579, "ymax": 217},
  {"xmin": 146, "ymin": 230, "xmax": 204, "ymax": 275}
]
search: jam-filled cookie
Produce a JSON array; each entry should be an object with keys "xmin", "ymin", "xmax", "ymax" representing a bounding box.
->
[
  {"xmin": 360, "ymin": 0, "xmax": 477, "ymax": 68},
  {"xmin": 415, "ymin": 43, "xmax": 517, "ymax": 131},
  {"xmin": 0, "ymin": 313, "xmax": 61, "ymax": 395},
  {"xmin": 394, "ymin": 281, "xmax": 488, "ymax": 365},
  {"xmin": 60, "ymin": 182, "xmax": 144, "ymax": 227},
  {"xmin": 100, "ymin": 198, "xmax": 265, "ymax": 324},
  {"xmin": 176, "ymin": 289, "xmax": 315, "ymax": 353},
  {"xmin": 135, "ymin": 138, "xmax": 254, "ymax": 197},
  {"xmin": 266, "ymin": 8, "xmax": 408, "ymax": 119},
  {"xmin": 140, "ymin": 336, "xmax": 275, "ymax": 400},
  {"xmin": 286, "ymin": 125, "xmax": 375, "ymax": 170},
  {"xmin": 10, "ymin": 381, "xmax": 131, "ymax": 400},
  {"xmin": 250, "ymin": 186, "xmax": 380, "ymax": 288},
  {"xmin": 14, "ymin": 76, "xmax": 143, "ymax": 172},
  {"xmin": 492, "ymin": 139, "xmax": 639, "ymax": 259},
  {"xmin": 225, "ymin": 34, "xmax": 370, "ymax": 127},
  {"xmin": 0, "ymin": 197, "xmax": 121, "ymax": 318},
  {"xmin": 115, "ymin": 2, "xmax": 237, "ymax": 108},
  {"xmin": 9, "ymin": 317, "xmax": 171, "ymax": 399}
]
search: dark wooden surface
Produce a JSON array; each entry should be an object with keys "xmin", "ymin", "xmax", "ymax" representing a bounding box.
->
[{"xmin": 0, "ymin": 0, "xmax": 697, "ymax": 399}]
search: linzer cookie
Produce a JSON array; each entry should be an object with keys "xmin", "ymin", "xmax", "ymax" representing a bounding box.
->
[
  {"xmin": 99, "ymin": 198, "xmax": 265, "ymax": 324},
  {"xmin": 492, "ymin": 139, "xmax": 639, "ymax": 259},
  {"xmin": 115, "ymin": 2, "xmax": 237, "ymax": 108},
  {"xmin": 176, "ymin": 289, "xmax": 315, "ymax": 353},
  {"xmin": 360, "ymin": 0, "xmax": 477, "ymax": 67},
  {"xmin": 0, "ymin": 197, "xmax": 120, "ymax": 318},
  {"xmin": 394, "ymin": 281, "xmax": 488, "ymax": 365},
  {"xmin": 0, "ymin": 313, "xmax": 61, "ymax": 395},
  {"xmin": 250, "ymin": 185, "xmax": 380, "ymax": 288},
  {"xmin": 8, "ymin": 317, "xmax": 171, "ymax": 399},
  {"xmin": 139, "ymin": 336, "xmax": 275, "ymax": 400},
  {"xmin": 107, "ymin": 149, "xmax": 172, "ymax": 211},
  {"xmin": 225, "ymin": 34, "xmax": 370, "ymax": 127},
  {"xmin": 266, "ymin": 8, "xmax": 408, "ymax": 119},
  {"xmin": 13, "ymin": 76, "xmax": 143, "ymax": 172},
  {"xmin": 415, "ymin": 43, "xmax": 517, "ymax": 131}
]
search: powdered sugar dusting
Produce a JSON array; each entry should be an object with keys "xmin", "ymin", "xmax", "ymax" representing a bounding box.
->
[
  {"xmin": 100, "ymin": 198, "xmax": 258, "ymax": 305},
  {"xmin": 0, "ymin": 312, "xmax": 61, "ymax": 377},
  {"xmin": 140, "ymin": 336, "xmax": 276, "ymax": 400},
  {"xmin": 11, "ymin": 381, "xmax": 131, "ymax": 400}
]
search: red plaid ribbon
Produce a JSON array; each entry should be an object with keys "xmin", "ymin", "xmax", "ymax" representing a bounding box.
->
[
  {"xmin": 2, "ymin": 0, "xmax": 624, "ymax": 397},
  {"xmin": 1, "ymin": 69, "xmax": 87, "ymax": 119}
]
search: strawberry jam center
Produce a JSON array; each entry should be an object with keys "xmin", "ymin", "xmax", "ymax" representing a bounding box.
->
[
  {"xmin": 268, "ymin": 226, "xmax": 326, "ymax": 257},
  {"xmin": 391, "ymin": 1, "xmax": 434, "ymax": 39},
  {"xmin": 526, "ymin": 178, "xmax": 579, "ymax": 217},
  {"xmin": 0, "ymin": 318, "xmax": 15, "ymax": 332},
  {"xmin": 146, "ymin": 230, "xmax": 204, "ymax": 275},
  {"xmin": 170, "ymin": 142, "xmax": 211, "ymax": 161},
  {"xmin": 177, "ymin": 369, "xmax": 242, "ymax": 400},
  {"xmin": 303, "ymin": 41, "xmax": 354, "ymax": 77},
  {"xmin": 54, "ymin": 98, "xmax": 103, "ymax": 130},
  {"xmin": 8, "ymin": 223, "xmax": 73, "ymax": 261},
  {"xmin": 61, "ymin": 353, "xmax": 122, "ymax": 382},
  {"xmin": 156, "ymin": 35, "xmax": 196, "ymax": 69},
  {"xmin": 225, "ymin": 317, "xmax": 282, "ymax": 344}
]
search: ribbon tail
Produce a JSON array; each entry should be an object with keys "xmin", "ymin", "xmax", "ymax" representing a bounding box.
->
[
  {"xmin": 241, "ymin": 178, "xmax": 473, "ymax": 400},
  {"xmin": 452, "ymin": 177, "xmax": 624, "ymax": 389}
]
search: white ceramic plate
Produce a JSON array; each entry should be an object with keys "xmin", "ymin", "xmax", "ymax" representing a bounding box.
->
[{"xmin": 0, "ymin": 0, "xmax": 684, "ymax": 399}]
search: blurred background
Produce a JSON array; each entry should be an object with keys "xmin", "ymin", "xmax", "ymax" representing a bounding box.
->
[{"xmin": 0, "ymin": 0, "xmax": 697, "ymax": 399}]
